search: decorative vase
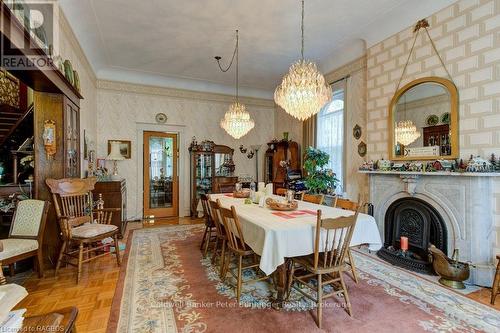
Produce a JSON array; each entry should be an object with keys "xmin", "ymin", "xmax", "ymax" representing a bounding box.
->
[{"xmin": 283, "ymin": 132, "xmax": 289, "ymax": 141}]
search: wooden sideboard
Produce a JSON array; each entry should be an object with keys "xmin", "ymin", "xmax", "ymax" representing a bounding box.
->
[{"xmin": 92, "ymin": 180, "xmax": 127, "ymax": 237}]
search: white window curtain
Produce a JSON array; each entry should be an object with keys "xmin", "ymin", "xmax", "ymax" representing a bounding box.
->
[{"xmin": 316, "ymin": 79, "xmax": 346, "ymax": 191}]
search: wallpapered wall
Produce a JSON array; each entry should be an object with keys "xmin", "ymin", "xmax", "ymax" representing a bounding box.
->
[
  {"xmin": 324, "ymin": 57, "xmax": 368, "ymax": 203},
  {"xmin": 96, "ymin": 81, "xmax": 302, "ymax": 219},
  {"xmin": 364, "ymin": 0, "xmax": 500, "ymax": 253},
  {"xmin": 57, "ymin": 9, "xmax": 98, "ymax": 173}
]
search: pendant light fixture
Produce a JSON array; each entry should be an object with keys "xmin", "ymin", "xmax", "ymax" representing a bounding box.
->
[
  {"xmin": 274, "ymin": 0, "xmax": 331, "ymax": 121},
  {"xmin": 216, "ymin": 30, "xmax": 255, "ymax": 139},
  {"xmin": 395, "ymin": 95, "xmax": 420, "ymax": 146}
]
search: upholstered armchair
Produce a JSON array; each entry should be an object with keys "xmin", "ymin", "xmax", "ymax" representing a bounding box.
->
[
  {"xmin": 0, "ymin": 200, "xmax": 50, "ymax": 284},
  {"xmin": 46, "ymin": 177, "xmax": 121, "ymax": 284}
]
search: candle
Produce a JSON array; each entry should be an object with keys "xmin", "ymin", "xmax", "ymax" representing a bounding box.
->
[{"xmin": 400, "ymin": 236, "xmax": 409, "ymax": 251}]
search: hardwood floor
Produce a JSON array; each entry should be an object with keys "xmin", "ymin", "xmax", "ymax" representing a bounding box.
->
[
  {"xmin": 13, "ymin": 217, "xmax": 202, "ymax": 333},
  {"xmin": 12, "ymin": 217, "xmax": 499, "ymax": 332}
]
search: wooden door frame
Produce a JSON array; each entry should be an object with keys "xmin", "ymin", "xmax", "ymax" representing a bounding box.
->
[{"xmin": 143, "ymin": 131, "xmax": 179, "ymax": 218}]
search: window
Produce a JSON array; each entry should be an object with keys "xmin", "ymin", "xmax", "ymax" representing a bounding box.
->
[{"xmin": 316, "ymin": 83, "xmax": 345, "ymax": 190}]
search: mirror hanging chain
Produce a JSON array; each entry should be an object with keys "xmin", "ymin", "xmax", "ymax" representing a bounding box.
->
[{"xmin": 395, "ymin": 19, "xmax": 454, "ymax": 93}]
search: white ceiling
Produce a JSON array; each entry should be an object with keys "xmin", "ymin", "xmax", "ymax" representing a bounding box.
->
[{"xmin": 59, "ymin": 0, "xmax": 455, "ymax": 98}]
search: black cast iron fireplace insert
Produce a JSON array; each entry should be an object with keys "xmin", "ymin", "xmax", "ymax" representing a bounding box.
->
[{"xmin": 377, "ymin": 197, "xmax": 447, "ymax": 274}]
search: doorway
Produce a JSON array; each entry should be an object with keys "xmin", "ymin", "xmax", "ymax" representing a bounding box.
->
[{"xmin": 143, "ymin": 131, "xmax": 178, "ymax": 218}]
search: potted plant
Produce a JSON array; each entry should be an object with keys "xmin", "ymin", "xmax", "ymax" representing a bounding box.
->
[{"xmin": 303, "ymin": 146, "xmax": 339, "ymax": 194}]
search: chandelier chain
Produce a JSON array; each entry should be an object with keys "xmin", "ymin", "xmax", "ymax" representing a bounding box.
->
[
  {"xmin": 301, "ymin": 0, "xmax": 304, "ymax": 60},
  {"xmin": 236, "ymin": 30, "xmax": 239, "ymax": 101},
  {"xmin": 215, "ymin": 30, "xmax": 240, "ymax": 101}
]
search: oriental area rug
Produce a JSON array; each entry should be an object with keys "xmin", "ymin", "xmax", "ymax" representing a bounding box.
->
[{"xmin": 107, "ymin": 225, "xmax": 499, "ymax": 333}]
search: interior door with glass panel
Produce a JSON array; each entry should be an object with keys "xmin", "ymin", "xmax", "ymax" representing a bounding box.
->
[{"xmin": 143, "ymin": 131, "xmax": 178, "ymax": 218}]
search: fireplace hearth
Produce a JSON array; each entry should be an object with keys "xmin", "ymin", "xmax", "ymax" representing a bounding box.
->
[{"xmin": 377, "ymin": 197, "xmax": 447, "ymax": 274}]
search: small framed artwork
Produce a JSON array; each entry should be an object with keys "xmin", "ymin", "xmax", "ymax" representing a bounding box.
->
[{"xmin": 108, "ymin": 140, "xmax": 131, "ymax": 159}]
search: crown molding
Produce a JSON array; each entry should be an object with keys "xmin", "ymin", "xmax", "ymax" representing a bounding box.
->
[
  {"xmin": 325, "ymin": 56, "xmax": 367, "ymax": 84},
  {"xmin": 58, "ymin": 6, "xmax": 97, "ymax": 85},
  {"xmin": 97, "ymin": 79, "xmax": 276, "ymax": 108}
]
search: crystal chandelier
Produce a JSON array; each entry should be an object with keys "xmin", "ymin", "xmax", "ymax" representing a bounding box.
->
[
  {"xmin": 220, "ymin": 102, "xmax": 254, "ymax": 139},
  {"xmin": 216, "ymin": 30, "xmax": 255, "ymax": 139},
  {"xmin": 395, "ymin": 120, "xmax": 420, "ymax": 146},
  {"xmin": 274, "ymin": 0, "xmax": 331, "ymax": 121}
]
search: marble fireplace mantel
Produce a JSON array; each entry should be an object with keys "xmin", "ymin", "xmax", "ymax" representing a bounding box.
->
[{"xmin": 361, "ymin": 170, "xmax": 498, "ymax": 286}]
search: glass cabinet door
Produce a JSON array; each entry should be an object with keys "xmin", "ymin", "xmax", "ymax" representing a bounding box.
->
[{"xmin": 195, "ymin": 152, "xmax": 212, "ymax": 198}]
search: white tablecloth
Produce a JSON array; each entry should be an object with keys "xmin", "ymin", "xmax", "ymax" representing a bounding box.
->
[{"xmin": 210, "ymin": 194, "xmax": 382, "ymax": 275}]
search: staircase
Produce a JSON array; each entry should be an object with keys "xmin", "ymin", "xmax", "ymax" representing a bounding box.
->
[{"xmin": 0, "ymin": 103, "xmax": 33, "ymax": 147}]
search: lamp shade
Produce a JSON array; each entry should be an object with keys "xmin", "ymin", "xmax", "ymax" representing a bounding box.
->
[{"xmin": 106, "ymin": 141, "xmax": 125, "ymax": 161}]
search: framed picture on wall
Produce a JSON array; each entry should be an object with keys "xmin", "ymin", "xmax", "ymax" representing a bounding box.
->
[{"xmin": 107, "ymin": 140, "xmax": 131, "ymax": 159}]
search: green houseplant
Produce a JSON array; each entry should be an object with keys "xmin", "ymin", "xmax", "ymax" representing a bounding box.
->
[{"xmin": 303, "ymin": 146, "xmax": 339, "ymax": 194}]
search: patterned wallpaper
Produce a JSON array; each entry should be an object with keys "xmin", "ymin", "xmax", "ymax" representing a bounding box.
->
[{"xmin": 96, "ymin": 81, "xmax": 302, "ymax": 219}]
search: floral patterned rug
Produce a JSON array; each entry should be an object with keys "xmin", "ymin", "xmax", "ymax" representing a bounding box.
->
[{"xmin": 107, "ymin": 225, "xmax": 499, "ymax": 333}]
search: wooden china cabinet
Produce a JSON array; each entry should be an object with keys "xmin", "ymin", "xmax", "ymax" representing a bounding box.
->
[
  {"xmin": 264, "ymin": 140, "xmax": 300, "ymax": 194},
  {"xmin": 189, "ymin": 140, "xmax": 237, "ymax": 216}
]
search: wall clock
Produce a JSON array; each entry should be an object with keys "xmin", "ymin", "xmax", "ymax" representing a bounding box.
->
[{"xmin": 155, "ymin": 113, "xmax": 168, "ymax": 123}]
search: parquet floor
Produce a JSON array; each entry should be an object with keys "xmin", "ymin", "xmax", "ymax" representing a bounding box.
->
[
  {"xmin": 12, "ymin": 217, "xmax": 499, "ymax": 332},
  {"xmin": 14, "ymin": 217, "xmax": 202, "ymax": 333}
]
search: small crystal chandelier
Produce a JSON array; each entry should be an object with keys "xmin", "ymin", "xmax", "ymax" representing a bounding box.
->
[
  {"xmin": 395, "ymin": 120, "xmax": 421, "ymax": 146},
  {"xmin": 274, "ymin": 0, "xmax": 331, "ymax": 121},
  {"xmin": 395, "ymin": 95, "xmax": 420, "ymax": 146},
  {"xmin": 216, "ymin": 30, "xmax": 255, "ymax": 139}
]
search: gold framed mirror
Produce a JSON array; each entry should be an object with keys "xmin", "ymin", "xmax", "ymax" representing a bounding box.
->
[{"xmin": 389, "ymin": 77, "xmax": 458, "ymax": 161}]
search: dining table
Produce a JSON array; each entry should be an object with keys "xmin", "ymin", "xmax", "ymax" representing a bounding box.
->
[{"xmin": 210, "ymin": 193, "xmax": 383, "ymax": 308}]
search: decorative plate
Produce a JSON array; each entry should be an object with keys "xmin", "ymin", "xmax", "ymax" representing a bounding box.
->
[
  {"xmin": 353, "ymin": 124, "xmax": 362, "ymax": 140},
  {"xmin": 441, "ymin": 112, "xmax": 450, "ymax": 124},
  {"xmin": 358, "ymin": 141, "xmax": 367, "ymax": 157},
  {"xmin": 155, "ymin": 113, "xmax": 168, "ymax": 123},
  {"xmin": 426, "ymin": 114, "xmax": 439, "ymax": 126}
]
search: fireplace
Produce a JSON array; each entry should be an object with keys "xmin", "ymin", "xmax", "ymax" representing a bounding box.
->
[
  {"xmin": 377, "ymin": 197, "xmax": 447, "ymax": 274},
  {"xmin": 364, "ymin": 172, "xmax": 497, "ymax": 286}
]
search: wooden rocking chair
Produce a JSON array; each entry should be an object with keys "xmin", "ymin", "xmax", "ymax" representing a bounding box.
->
[{"xmin": 46, "ymin": 177, "xmax": 121, "ymax": 284}]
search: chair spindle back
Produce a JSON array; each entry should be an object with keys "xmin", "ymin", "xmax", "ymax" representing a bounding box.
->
[
  {"xmin": 200, "ymin": 194, "xmax": 212, "ymax": 226},
  {"xmin": 218, "ymin": 202, "xmax": 246, "ymax": 253},
  {"xmin": 313, "ymin": 209, "xmax": 359, "ymax": 270},
  {"xmin": 209, "ymin": 200, "xmax": 225, "ymax": 237},
  {"xmin": 302, "ymin": 193, "xmax": 325, "ymax": 205}
]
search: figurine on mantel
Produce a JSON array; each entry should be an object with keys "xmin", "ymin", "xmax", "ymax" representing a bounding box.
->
[
  {"xmin": 490, "ymin": 154, "xmax": 500, "ymax": 171},
  {"xmin": 359, "ymin": 153, "xmax": 500, "ymax": 174},
  {"xmin": 466, "ymin": 155, "xmax": 493, "ymax": 173}
]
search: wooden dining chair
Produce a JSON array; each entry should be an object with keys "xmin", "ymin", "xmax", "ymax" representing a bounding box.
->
[
  {"xmin": 216, "ymin": 183, "xmax": 235, "ymax": 193},
  {"xmin": 0, "ymin": 240, "xmax": 4, "ymax": 285},
  {"xmin": 199, "ymin": 194, "xmax": 216, "ymax": 256},
  {"xmin": 288, "ymin": 209, "xmax": 359, "ymax": 328},
  {"xmin": 276, "ymin": 188, "xmax": 287, "ymax": 197},
  {"xmin": 301, "ymin": 193, "xmax": 324, "ymax": 205},
  {"xmin": 0, "ymin": 200, "xmax": 50, "ymax": 282},
  {"xmin": 208, "ymin": 200, "xmax": 227, "ymax": 277},
  {"xmin": 491, "ymin": 254, "xmax": 500, "ymax": 305},
  {"xmin": 334, "ymin": 194, "xmax": 362, "ymax": 283},
  {"xmin": 218, "ymin": 201, "xmax": 269, "ymax": 304},
  {"xmin": 46, "ymin": 177, "xmax": 121, "ymax": 284}
]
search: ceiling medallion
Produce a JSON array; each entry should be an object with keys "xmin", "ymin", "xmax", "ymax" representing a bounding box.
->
[
  {"xmin": 274, "ymin": 0, "xmax": 331, "ymax": 121},
  {"xmin": 215, "ymin": 30, "xmax": 255, "ymax": 139}
]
